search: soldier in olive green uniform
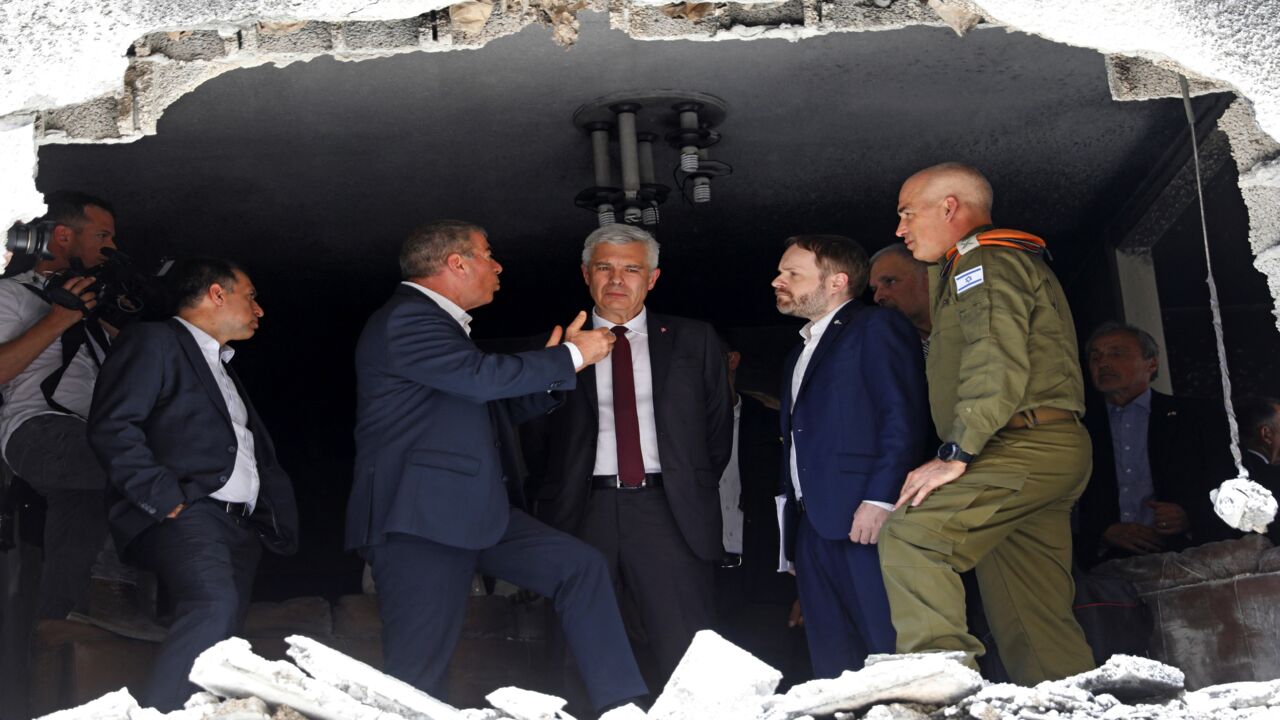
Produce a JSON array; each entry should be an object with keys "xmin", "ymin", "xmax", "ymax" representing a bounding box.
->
[{"xmin": 879, "ymin": 163, "xmax": 1095, "ymax": 685}]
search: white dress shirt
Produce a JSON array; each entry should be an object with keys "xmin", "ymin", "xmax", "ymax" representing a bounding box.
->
[
  {"xmin": 591, "ymin": 307, "xmax": 662, "ymax": 475},
  {"xmin": 400, "ymin": 281, "xmax": 583, "ymax": 367},
  {"xmin": 788, "ymin": 301, "xmax": 893, "ymax": 512},
  {"xmin": 175, "ymin": 317, "xmax": 259, "ymax": 510},
  {"xmin": 719, "ymin": 397, "xmax": 744, "ymax": 554}
]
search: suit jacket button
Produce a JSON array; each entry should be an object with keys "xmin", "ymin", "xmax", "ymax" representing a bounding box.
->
[
  {"xmin": 227, "ymin": 445, "xmax": 237, "ymax": 454},
  {"xmin": 218, "ymin": 475, "xmax": 228, "ymax": 483}
]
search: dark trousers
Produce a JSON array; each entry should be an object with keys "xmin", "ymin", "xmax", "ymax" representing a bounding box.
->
[
  {"xmin": 578, "ymin": 487, "xmax": 715, "ymax": 682},
  {"xmin": 132, "ymin": 501, "xmax": 262, "ymax": 711},
  {"xmin": 6, "ymin": 415, "xmax": 110, "ymax": 619},
  {"xmin": 369, "ymin": 509, "xmax": 646, "ymax": 711},
  {"xmin": 794, "ymin": 512, "xmax": 895, "ymax": 678}
]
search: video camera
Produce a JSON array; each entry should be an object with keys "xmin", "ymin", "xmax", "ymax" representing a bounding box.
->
[
  {"xmin": 8, "ymin": 219, "xmax": 173, "ymax": 328},
  {"xmin": 45, "ymin": 248, "xmax": 174, "ymax": 328}
]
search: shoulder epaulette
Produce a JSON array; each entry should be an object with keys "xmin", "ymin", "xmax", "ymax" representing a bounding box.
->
[{"xmin": 941, "ymin": 228, "xmax": 1051, "ymax": 277}]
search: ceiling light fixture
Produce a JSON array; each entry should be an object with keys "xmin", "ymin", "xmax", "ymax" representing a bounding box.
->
[{"xmin": 573, "ymin": 91, "xmax": 730, "ymax": 228}]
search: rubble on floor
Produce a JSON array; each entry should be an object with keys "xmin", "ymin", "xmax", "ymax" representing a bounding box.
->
[{"xmin": 36, "ymin": 634, "xmax": 1280, "ymax": 720}]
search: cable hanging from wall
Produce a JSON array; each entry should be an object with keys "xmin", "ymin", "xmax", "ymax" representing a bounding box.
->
[{"xmin": 1180, "ymin": 74, "xmax": 1280, "ymax": 533}]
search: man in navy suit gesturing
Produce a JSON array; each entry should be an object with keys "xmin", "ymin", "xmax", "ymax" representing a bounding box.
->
[
  {"xmin": 346, "ymin": 220, "xmax": 646, "ymax": 711},
  {"xmin": 772, "ymin": 235, "xmax": 928, "ymax": 677}
]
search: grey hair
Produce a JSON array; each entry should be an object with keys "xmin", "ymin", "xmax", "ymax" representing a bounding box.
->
[
  {"xmin": 581, "ymin": 224, "xmax": 660, "ymax": 269},
  {"xmin": 1087, "ymin": 321, "xmax": 1161, "ymax": 380},
  {"xmin": 400, "ymin": 220, "xmax": 486, "ymax": 279},
  {"xmin": 869, "ymin": 243, "xmax": 926, "ymax": 272}
]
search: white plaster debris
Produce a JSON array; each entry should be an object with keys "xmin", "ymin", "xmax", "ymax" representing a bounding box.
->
[
  {"xmin": 0, "ymin": 116, "xmax": 45, "ymax": 273},
  {"xmin": 1057, "ymin": 654, "xmax": 1185, "ymax": 700},
  {"xmin": 1211, "ymin": 478, "xmax": 1279, "ymax": 534},
  {"xmin": 1184, "ymin": 679, "xmax": 1280, "ymax": 714},
  {"xmin": 761, "ymin": 653, "xmax": 982, "ymax": 720},
  {"xmin": 595, "ymin": 704, "xmax": 644, "ymax": 720},
  {"xmin": 35, "ymin": 688, "xmax": 142, "ymax": 720},
  {"xmin": 285, "ymin": 635, "xmax": 463, "ymax": 720},
  {"xmin": 38, "ymin": 632, "xmax": 1280, "ymax": 720},
  {"xmin": 190, "ymin": 637, "xmax": 403, "ymax": 720},
  {"xmin": 1240, "ymin": 157, "xmax": 1280, "ymax": 190},
  {"xmin": 484, "ymin": 688, "xmax": 573, "ymax": 720},
  {"xmin": 855, "ymin": 703, "xmax": 931, "ymax": 720},
  {"xmin": 648, "ymin": 629, "xmax": 782, "ymax": 720}
]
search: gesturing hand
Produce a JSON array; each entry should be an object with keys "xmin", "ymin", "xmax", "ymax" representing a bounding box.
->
[
  {"xmin": 896, "ymin": 458, "xmax": 968, "ymax": 510},
  {"xmin": 564, "ymin": 311, "xmax": 615, "ymax": 369}
]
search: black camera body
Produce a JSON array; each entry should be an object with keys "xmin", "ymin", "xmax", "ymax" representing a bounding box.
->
[{"xmin": 45, "ymin": 248, "xmax": 172, "ymax": 328}]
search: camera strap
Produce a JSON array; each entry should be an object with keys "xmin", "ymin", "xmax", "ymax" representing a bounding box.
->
[{"xmin": 20, "ymin": 283, "xmax": 110, "ymax": 418}]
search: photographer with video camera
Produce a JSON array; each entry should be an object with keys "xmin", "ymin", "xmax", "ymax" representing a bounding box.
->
[{"xmin": 0, "ymin": 191, "xmax": 120, "ymax": 620}]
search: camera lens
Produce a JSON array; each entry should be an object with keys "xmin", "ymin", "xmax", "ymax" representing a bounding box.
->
[{"xmin": 5, "ymin": 221, "xmax": 54, "ymax": 260}]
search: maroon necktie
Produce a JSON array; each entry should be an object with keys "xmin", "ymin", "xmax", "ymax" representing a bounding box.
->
[{"xmin": 611, "ymin": 326, "xmax": 645, "ymax": 488}]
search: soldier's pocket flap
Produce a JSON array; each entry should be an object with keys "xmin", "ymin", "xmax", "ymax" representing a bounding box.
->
[{"xmin": 957, "ymin": 292, "xmax": 991, "ymax": 342}]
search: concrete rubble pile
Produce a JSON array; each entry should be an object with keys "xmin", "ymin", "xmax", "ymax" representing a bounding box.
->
[{"xmin": 35, "ymin": 630, "xmax": 1280, "ymax": 720}]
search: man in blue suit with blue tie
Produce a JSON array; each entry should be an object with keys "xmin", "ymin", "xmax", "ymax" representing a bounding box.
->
[
  {"xmin": 346, "ymin": 220, "xmax": 646, "ymax": 711},
  {"xmin": 772, "ymin": 234, "xmax": 928, "ymax": 678}
]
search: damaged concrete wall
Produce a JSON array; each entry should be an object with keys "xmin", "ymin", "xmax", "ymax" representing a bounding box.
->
[{"xmin": 2, "ymin": 0, "xmax": 1280, "ymax": 333}]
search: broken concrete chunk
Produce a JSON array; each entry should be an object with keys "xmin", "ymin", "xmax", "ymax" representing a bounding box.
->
[
  {"xmin": 925, "ymin": 0, "xmax": 983, "ymax": 36},
  {"xmin": 649, "ymin": 630, "xmax": 783, "ymax": 720},
  {"xmin": 596, "ymin": 703, "xmax": 645, "ymax": 720},
  {"xmin": 1240, "ymin": 157, "xmax": 1280, "ymax": 189},
  {"xmin": 1212, "ymin": 478, "xmax": 1278, "ymax": 534},
  {"xmin": 956, "ymin": 682, "xmax": 1104, "ymax": 719},
  {"xmin": 1057, "ymin": 654, "xmax": 1184, "ymax": 702},
  {"xmin": 34, "ymin": 688, "xmax": 141, "ymax": 720},
  {"xmin": 761, "ymin": 654, "xmax": 981, "ymax": 720},
  {"xmin": 485, "ymin": 687, "xmax": 572, "ymax": 720},
  {"xmin": 190, "ymin": 637, "xmax": 398, "ymax": 720},
  {"xmin": 459, "ymin": 710, "xmax": 506, "ymax": 720},
  {"xmin": 286, "ymin": 634, "xmax": 463, "ymax": 720},
  {"xmin": 659, "ymin": 2, "xmax": 716, "ymax": 21},
  {"xmin": 205, "ymin": 697, "xmax": 272, "ymax": 720},
  {"xmin": 271, "ymin": 707, "xmax": 308, "ymax": 720},
  {"xmin": 450, "ymin": 1, "xmax": 496, "ymax": 36},
  {"xmin": 864, "ymin": 650, "xmax": 967, "ymax": 667},
  {"xmin": 855, "ymin": 703, "xmax": 932, "ymax": 720},
  {"xmin": 1184, "ymin": 679, "xmax": 1280, "ymax": 713}
]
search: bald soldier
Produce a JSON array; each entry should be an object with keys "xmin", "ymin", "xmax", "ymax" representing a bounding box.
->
[{"xmin": 878, "ymin": 162, "xmax": 1095, "ymax": 684}]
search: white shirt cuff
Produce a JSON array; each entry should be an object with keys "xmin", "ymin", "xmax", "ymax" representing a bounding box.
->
[
  {"xmin": 863, "ymin": 500, "xmax": 895, "ymax": 512},
  {"xmin": 564, "ymin": 342, "xmax": 584, "ymax": 369}
]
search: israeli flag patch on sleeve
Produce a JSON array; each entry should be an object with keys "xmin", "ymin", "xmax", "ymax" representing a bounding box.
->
[{"xmin": 955, "ymin": 266, "xmax": 984, "ymax": 294}]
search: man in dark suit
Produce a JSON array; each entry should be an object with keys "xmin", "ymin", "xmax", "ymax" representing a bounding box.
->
[
  {"xmin": 772, "ymin": 234, "xmax": 928, "ymax": 677},
  {"xmin": 87, "ymin": 258, "xmax": 298, "ymax": 711},
  {"xmin": 1235, "ymin": 394, "xmax": 1280, "ymax": 544},
  {"xmin": 345, "ymin": 220, "xmax": 645, "ymax": 711},
  {"xmin": 1075, "ymin": 321, "xmax": 1234, "ymax": 567},
  {"xmin": 538, "ymin": 224, "xmax": 733, "ymax": 683}
]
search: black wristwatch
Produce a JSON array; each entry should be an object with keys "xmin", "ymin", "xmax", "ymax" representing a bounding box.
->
[{"xmin": 937, "ymin": 441, "xmax": 975, "ymax": 464}]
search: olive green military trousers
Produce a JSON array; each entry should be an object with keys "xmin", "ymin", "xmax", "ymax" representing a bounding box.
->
[{"xmin": 878, "ymin": 421, "xmax": 1095, "ymax": 685}]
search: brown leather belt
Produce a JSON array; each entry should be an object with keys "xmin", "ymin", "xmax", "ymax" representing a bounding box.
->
[{"xmin": 1005, "ymin": 407, "xmax": 1077, "ymax": 430}]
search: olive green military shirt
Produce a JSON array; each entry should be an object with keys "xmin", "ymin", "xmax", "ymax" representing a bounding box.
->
[{"xmin": 926, "ymin": 240, "xmax": 1085, "ymax": 456}]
